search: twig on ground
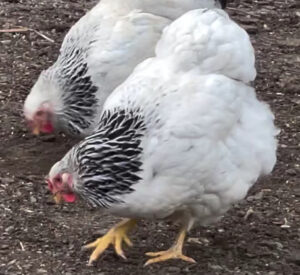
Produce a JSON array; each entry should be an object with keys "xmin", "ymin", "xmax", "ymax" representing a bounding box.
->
[{"xmin": 0, "ymin": 27, "xmax": 55, "ymax": 43}]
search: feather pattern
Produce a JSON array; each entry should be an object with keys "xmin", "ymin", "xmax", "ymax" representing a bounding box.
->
[
  {"xmin": 24, "ymin": 0, "xmax": 226, "ymax": 137},
  {"xmin": 49, "ymin": 9, "xmax": 277, "ymax": 227},
  {"xmin": 65, "ymin": 109, "xmax": 146, "ymax": 207}
]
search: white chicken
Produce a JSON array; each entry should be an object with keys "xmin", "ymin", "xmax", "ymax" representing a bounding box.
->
[
  {"xmin": 47, "ymin": 9, "xmax": 277, "ymax": 266},
  {"xmin": 24, "ymin": 0, "xmax": 227, "ymax": 137}
]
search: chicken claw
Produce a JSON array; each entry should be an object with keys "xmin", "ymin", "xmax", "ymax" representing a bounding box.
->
[
  {"xmin": 144, "ymin": 225, "xmax": 196, "ymax": 266},
  {"xmin": 83, "ymin": 219, "xmax": 136, "ymax": 265}
]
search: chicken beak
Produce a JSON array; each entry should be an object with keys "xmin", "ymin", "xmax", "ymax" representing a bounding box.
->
[
  {"xmin": 32, "ymin": 126, "xmax": 40, "ymax": 135},
  {"xmin": 53, "ymin": 192, "xmax": 63, "ymax": 204}
]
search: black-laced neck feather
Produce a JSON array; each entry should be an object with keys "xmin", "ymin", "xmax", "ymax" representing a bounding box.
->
[
  {"xmin": 72, "ymin": 108, "xmax": 146, "ymax": 207},
  {"xmin": 49, "ymin": 35, "xmax": 99, "ymax": 136}
]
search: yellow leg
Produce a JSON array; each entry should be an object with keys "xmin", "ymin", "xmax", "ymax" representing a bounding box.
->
[
  {"xmin": 145, "ymin": 224, "xmax": 196, "ymax": 266},
  {"xmin": 83, "ymin": 219, "xmax": 136, "ymax": 265}
]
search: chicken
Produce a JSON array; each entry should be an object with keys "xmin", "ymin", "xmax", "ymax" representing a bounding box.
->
[
  {"xmin": 47, "ymin": 8, "xmax": 277, "ymax": 265},
  {"xmin": 23, "ymin": 0, "xmax": 227, "ymax": 137}
]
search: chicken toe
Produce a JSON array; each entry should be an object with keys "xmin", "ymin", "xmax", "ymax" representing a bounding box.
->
[{"xmin": 83, "ymin": 219, "xmax": 136, "ymax": 265}]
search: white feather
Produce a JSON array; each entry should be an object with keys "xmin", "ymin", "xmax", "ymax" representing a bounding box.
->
[
  {"xmin": 101, "ymin": 9, "xmax": 277, "ymax": 226},
  {"xmin": 24, "ymin": 0, "xmax": 224, "ymax": 136}
]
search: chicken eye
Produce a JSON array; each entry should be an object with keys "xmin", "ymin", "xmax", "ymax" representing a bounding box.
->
[
  {"xmin": 54, "ymin": 176, "xmax": 62, "ymax": 185},
  {"xmin": 36, "ymin": 110, "xmax": 44, "ymax": 117}
]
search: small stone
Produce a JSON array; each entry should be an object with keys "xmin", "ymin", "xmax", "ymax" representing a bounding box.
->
[
  {"xmin": 254, "ymin": 191, "xmax": 264, "ymax": 200},
  {"xmin": 291, "ymin": 98, "xmax": 300, "ymax": 105},
  {"xmin": 247, "ymin": 196, "xmax": 254, "ymax": 202},
  {"xmin": 187, "ymin": 237, "xmax": 202, "ymax": 244},
  {"xmin": 36, "ymin": 268, "xmax": 47, "ymax": 274},
  {"xmin": 1, "ymin": 40, "xmax": 11, "ymax": 45},
  {"xmin": 281, "ymin": 224, "xmax": 291, "ymax": 229},
  {"xmin": 286, "ymin": 168, "xmax": 297, "ymax": 176},
  {"xmin": 285, "ymin": 38, "xmax": 300, "ymax": 47},
  {"xmin": 30, "ymin": 196, "xmax": 37, "ymax": 203},
  {"xmin": 23, "ymin": 264, "xmax": 32, "ymax": 269},
  {"xmin": 274, "ymin": 242, "xmax": 284, "ymax": 250},
  {"xmin": 209, "ymin": 264, "xmax": 223, "ymax": 270},
  {"xmin": 1, "ymin": 177, "xmax": 14, "ymax": 184},
  {"xmin": 94, "ymin": 229, "xmax": 108, "ymax": 236},
  {"xmin": 247, "ymin": 191, "xmax": 263, "ymax": 201},
  {"xmin": 5, "ymin": 226, "xmax": 14, "ymax": 233}
]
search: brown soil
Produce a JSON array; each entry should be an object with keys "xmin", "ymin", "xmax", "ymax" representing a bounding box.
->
[{"xmin": 0, "ymin": 0, "xmax": 299, "ymax": 274}]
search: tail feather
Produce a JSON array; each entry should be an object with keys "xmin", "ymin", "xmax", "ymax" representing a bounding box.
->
[{"xmin": 155, "ymin": 9, "xmax": 256, "ymax": 83}]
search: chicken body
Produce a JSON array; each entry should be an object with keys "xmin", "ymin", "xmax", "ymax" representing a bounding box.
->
[
  {"xmin": 48, "ymin": 9, "xmax": 277, "ymax": 265},
  {"xmin": 24, "ymin": 0, "xmax": 226, "ymax": 137}
]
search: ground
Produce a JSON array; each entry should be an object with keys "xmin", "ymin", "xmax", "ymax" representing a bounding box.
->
[{"xmin": 0, "ymin": 0, "xmax": 299, "ymax": 274}]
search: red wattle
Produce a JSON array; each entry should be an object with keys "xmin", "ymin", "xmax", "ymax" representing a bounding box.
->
[
  {"xmin": 62, "ymin": 193, "xmax": 76, "ymax": 203},
  {"xmin": 42, "ymin": 122, "xmax": 54, "ymax": 133}
]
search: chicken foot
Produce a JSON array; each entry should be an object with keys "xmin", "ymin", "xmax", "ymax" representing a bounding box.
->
[
  {"xmin": 144, "ymin": 223, "xmax": 196, "ymax": 266},
  {"xmin": 83, "ymin": 218, "xmax": 137, "ymax": 265}
]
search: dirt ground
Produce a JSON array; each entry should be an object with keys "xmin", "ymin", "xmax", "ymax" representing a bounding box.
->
[{"xmin": 0, "ymin": 0, "xmax": 299, "ymax": 274}]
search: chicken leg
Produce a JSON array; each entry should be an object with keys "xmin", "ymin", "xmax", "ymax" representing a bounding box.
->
[
  {"xmin": 145, "ymin": 224, "xmax": 196, "ymax": 266},
  {"xmin": 83, "ymin": 219, "xmax": 136, "ymax": 265}
]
